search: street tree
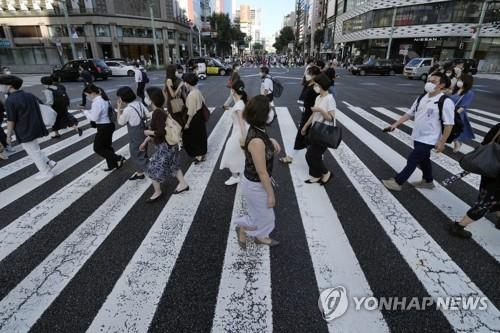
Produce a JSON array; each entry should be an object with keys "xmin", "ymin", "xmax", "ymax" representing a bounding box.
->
[{"xmin": 208, "ymin": 13, "xmax": 245, "ymax": 56}]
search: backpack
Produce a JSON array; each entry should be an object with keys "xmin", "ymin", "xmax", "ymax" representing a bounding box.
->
[
  {"xmin": 129, "ymin": 103, "xmax": 148, "ymax": 129},
  {"xmin": 141, "ymin": 70, "xmax": 150, "ymax": 83},
  {"xmin": 415, "ymin": 93, "xmax": 463, "ymax": 144},
  {"xmin": 165, "ymin": 113, "xmax": 182, "ymax": 146},
  {"xmin": 48, "ymin": 85, "xmax": 70, "ymax": 112},
  {"xmin": 271, "ymin": 77, "xmax": 284, "ymax": 98}
]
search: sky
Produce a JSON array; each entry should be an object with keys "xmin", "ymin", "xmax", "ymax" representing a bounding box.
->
[{"xmin": 235, "ymin": 0, "xmax": 295, "ymax": 43}]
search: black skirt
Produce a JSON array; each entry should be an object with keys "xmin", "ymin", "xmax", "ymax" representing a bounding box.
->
[
  {"xmin": 53, "ymin": 108, "xmax": 78, "ymax": 131},
  {"xmin": 182, "ymin": 110, "xmax": 207, "ymax": 157},
  {"xmin": 293, "ymin": 109, "xmax": 312, "ymax": 150}
]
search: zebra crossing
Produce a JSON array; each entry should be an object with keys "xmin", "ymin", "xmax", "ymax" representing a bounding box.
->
[{"xmin": 0, "ymin": 101, "xmax": 499, "ymax": 332}]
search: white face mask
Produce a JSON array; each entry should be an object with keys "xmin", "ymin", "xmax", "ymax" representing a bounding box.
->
[
  {"xmin": 445, "ymin": 72, "xmax": 452, "ymax": 77},
  {"xmin": 313, "ymin": 85, "xmax": 321, "ymax": 94},
  {"xmin": 144, "ymin": 95, "xmax": 152, "ymax": 106},
  {"xmin": 454, "ymin": 67, "xmax": 462, "ymax": 75},
  {"xmin": 260, "ymin": 72, "xmax": 266, "ymax": 78},
  {"xmin": 456, "ymin": 81, "xmax": 464, "ymax": 89},
  {"xmin": 424, "ymin": 82, "xmax": 437, "ymax": 94},
  {"xmin": 235, "ymin": 66, "xmax": 240, "ymax": 71},
  {"xmin": 176, "ymin": 73, "xmax": 182, "ymax": 79},
  {"xmin": 0, "ymin": 85, "xmax": 9, "ymax": 94},
  {"xmin": 305, "ymin": 74, "xmax": 312, "ymax": 81}
]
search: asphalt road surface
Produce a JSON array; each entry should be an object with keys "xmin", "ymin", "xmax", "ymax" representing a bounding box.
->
[{"xmin": 1, "ymin": 67, "xmax": 500, "ymax": 333}]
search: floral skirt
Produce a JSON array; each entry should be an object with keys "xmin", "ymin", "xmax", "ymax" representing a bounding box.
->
[{"xmin": 146, "ymin": 142, "xmax": 180, "ymax": 183}]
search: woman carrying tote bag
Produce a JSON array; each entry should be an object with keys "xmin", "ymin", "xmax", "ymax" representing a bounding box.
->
[
  {"xmin": 300, "ymin": 73, "xmax": 335, "ymax": 185},
  {"xmin": 449, "ymin": 123, "xmax": 500, "ymax": 238}
]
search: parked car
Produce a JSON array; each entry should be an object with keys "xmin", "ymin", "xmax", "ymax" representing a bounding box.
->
[
  {"xmin": 351, "ymin": 59, "xmax": 399, "ymax": 76},
  {"xmin": 187, "ymin": 57, "xmax": 231, "ymax": 76},
  {"xmin": 52, "ymin": 59, "xmax": 111, "ymax": 82},
  {"xmin": 105, "ymin": 61, "xmax": 142, "ymax": 77},
  {"xmin": 440, "ymin": 58, "xmax": 478, "ymax": 75},
  {"xmin": 403, "ymin": 57, "xmax": 433, "ymax": 81}
]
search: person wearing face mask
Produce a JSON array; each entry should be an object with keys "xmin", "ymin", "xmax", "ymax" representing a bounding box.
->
[
  {"xmin": 82, "ymin": 84, "xmax": 125, "ymax": 171},
  {"xmin": 183, "ymin": 73, "xmax": 208, "ymax": 164},
  {"xmin": 220, "ymin": 80, "xmax": 249, "ymax": 186},
  {"xmin": 1, "ymin": 75, "xmax": 57, "ymax": 180},
  {"xmin": 260, "ymin": 66, "xmax": 276, "ymax": 124},
  {"xmin": 163, "ymin": 64, "xmax": 186, "ymax": 127},
  {"xmin": 140, "ymin": 87, "xmax": 189, "ymax": 202},
  {"xmin": 116, "ymin": 86, "xmax": 148, "ymax": 180},
  {"xmin": 40, "ymin": 76, "xmax": 82, "ymax": 139},
  {"xmin": 79, "ymin": 66, "xmax": 93, "ymax": 107},
  {"xmin": 382, "ymin": 72, "xmax": 455, "ymax": 191},
  {"xmin": 223, "ymin": 63, "xmax": 241, "ymax": 110},
  {"xmin": 450, "ymin": 74, "xmax": 475, "ymax": 153},
  {"xmin": 279, "ymin": 65, "xmax": 321, "ymax": 164},
  {"xmin": 300, "ymin": 73, "xmax": 335, "ymax": 185},
  {"xmin": 443, "ymin": 67, "xmax": 457, "ymax": 96}
]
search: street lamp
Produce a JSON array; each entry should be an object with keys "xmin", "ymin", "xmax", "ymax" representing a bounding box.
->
[
  {"xmin": 470, "ymin": 0, "xmax": 500, "ymax": 59},
  {"xmin": 60, "ymin": 0, "xmax": 77, "ymax": 60},
  {"xmin": 149, "ymin": 0, "xmax": 160, "ymax": 69}
]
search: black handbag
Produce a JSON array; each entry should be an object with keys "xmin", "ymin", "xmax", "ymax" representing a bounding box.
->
[
  {"xmin": 308, "ymin": 116, "xmax": 342, "ymax": 149},
  {"xmin": 459, "ymin": 130, "xmax": 500, "ymax": 178}
]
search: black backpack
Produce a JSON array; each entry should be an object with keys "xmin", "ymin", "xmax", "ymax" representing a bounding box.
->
[
  {"xmin": 415, "ymin": 93, "xmax": 463, "ymax": 143},
  {"xmin": 141, "ymin": 70, "xmax": 150, "ymax": 83},
  {"xmin": 48, "ymin": 85, "xmax": 70, "ymax": 112},
  {"xmin": 266, "ymin": 75, "xmax": 283, "ymax": 98}
]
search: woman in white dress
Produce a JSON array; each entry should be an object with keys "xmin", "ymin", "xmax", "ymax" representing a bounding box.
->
[{"xmin": 220, "ymin": 80, "xmax": 248, "ymax": 185}]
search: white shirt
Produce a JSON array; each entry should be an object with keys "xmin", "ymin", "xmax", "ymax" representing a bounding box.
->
[
  {"xmin": 260, "ymin": 76, "xmax": 273, "ymax": 95},
  {"xmin": 312, "ymin": 93, "xmax": 336, "ymax": 124},
  {"xmin": 406, "ymin": 92, "xmax": 455, "ymax": 145},
  {"xmin": 118, "ymin": 101, "xmax": 147, "ymax": 127},
  {"xmin": 83, "ymin": 95, "xmax": 111, "ymax": 124},
  {"xmin": 134, "ymin": 69, "xmax": 143, "ymax": 83}
]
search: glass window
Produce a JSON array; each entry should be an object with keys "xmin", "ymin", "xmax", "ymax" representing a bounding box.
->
[
  {"xmin": 437, "ymin": 2, "xmax": 454, "ymax": 23},
  {"xmin": 373, "ymin": 8, "xmax": 393, "ymax": 28},
  {"xmin": 11, "ymin": 26, "xmax": 42, "ymax": 38},
  {"xmin": 167, "ymin": 30, "xmax": 175, "ymax": 39},
  {"xmin": 122, "ymin": 27, "xmax": 134, "ymax": 37},
  {"xmin": 422, "ymin": 60, "xmax": 432, "ymax": 66},
  {"xmin": 155, "ymin": 30, "xmax": 162, "ymax": 39},
  {"xmin": 95, "ymin": 25, "xmax": 111, "ymax": 37},
  {"xmin": 395, "ymin": 6, "xmax": 415, "ymax": 26},
  {"xmin": 0, "ymin": 27, "xmax": 5, "ymax": 39}
]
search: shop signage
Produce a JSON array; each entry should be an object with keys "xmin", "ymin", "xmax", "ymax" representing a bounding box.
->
[
  {"xmin": 0, "ymin": 39, "xmax": 12, "ymax": 48},
  {"xmin": 414, "ymin": 37, "xmax": 439, "ymax": 42}
]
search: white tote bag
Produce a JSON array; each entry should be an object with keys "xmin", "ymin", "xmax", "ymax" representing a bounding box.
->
[{"xmin": 39, "ymin": 104, "xmax": 57, "ymax": 127}]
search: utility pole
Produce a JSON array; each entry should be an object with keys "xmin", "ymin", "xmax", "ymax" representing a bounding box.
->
[
  {"xmin": 198, "ymin": 28, "xmax": 202, "ymax": 57},
  {"xmin": 61, "ymin": 0, "xmax": 77, "ymax": 60},
  {"xmin": 149, "ymin": 0, "xmax": 160, "ymax": 69},
  {"xmin": 386, "ymin": 6, "xmax": 397, "ymax": 60},
  {"xmin": 471, "ymin": 0, "xmax": 491, "ymax": 59}
]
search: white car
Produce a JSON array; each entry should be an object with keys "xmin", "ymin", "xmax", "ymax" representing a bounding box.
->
[{"xmin": 105, "ymin": 61, "xmax": 142, "ymax": 77}]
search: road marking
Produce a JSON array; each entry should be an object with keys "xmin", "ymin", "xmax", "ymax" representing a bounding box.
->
[
  {"xmin": 276, "ymin": 107, "xmax": 389, "ymax": 332},
  {"xmin": 476, "ymin": 89, "xmax": 492, "ymax": 94},
  {"xmin": 337, "ymin": 108, "xmax": 500, "ymax": 264},
  {"xmin": 0, "ymin": 171, "xmax": 152, "ymax": 333},
  {"xmin": 326, "ymin": 120, "xmax": 500, "ymax": 331},
  {"xmin": 0, "ymin": 126, "xmax": 128, "ymax": 210},
  {"xmin": 0, "ymin": 127, "xmax": 97, "ymax": 181},
  {"xmin": 468, "ymin": 108, "xmax": 500, "ymax": 121},
  {"xmin": 0, "ymin": 146, "xmax": 129, "ymax": 263},
  {"xmin": 211, "ymin": 185, "xmax": 273, "ymax": 333},
  {"xmin": 87, "ymin": 111, "xmax": 232, "ymax": 333},
  {"xmin": 359, "ymin": 82, "xmax": 378, "ymax": 86}
]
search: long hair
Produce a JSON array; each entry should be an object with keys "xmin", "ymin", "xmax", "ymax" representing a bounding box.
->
[{"xmin": 231, "ymin": 80, "xmax": 248, "ymax": 104}]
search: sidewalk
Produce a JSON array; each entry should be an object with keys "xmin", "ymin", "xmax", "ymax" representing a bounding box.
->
[{"xmin": 475, "ymin": 73, "xmax": 500, "ymax": 81}]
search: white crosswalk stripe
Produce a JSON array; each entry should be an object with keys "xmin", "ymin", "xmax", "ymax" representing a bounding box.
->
[{"xmin": 0, "ymin": 100, "xmax": 499, "ymax": 332}]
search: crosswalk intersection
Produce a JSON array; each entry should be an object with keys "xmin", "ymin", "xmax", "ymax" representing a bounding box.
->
[{"xmin": 1, "ymin": 101, "xmax": 499, "ymax": 332}]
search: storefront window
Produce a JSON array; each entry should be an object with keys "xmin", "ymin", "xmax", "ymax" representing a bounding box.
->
[
  {"xmin": 95, "ymin": 25, "xmax": 111, "ymax": 37},
  {"xmin": 11, "ymin": 26, "xmax": 42, "ymax": 38}
]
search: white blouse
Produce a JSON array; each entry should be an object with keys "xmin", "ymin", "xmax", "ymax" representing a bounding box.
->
[{"xmin": 83, "ymin": 95, "xmax": 111, "ymax": 124}]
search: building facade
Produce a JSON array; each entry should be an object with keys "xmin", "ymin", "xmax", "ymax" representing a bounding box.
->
[
  {"xmin": 234, "ymin": 4, "xmax": 262, "ymax": 52},
  {"xmin": 333, "ymin": 0, "xmax": 500, "ymax": 72},
  {"xmin": 0, "ymin": 0, "xmax": 195, "ymax": 72},
  {"xmin": 214, "ymin": 0, "xmax": 232, "ymax": 18}
]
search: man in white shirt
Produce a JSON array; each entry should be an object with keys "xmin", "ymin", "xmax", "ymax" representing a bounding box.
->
[
  {"xmin": 260, "ymin": 66, "xmax": 275, "ymax": 124},
  {"xmin": 383, "ymin": 72, "xmax": 455, "ymax": 191},
  {"xmin": 134, "ymin": 63, "xmax": 146, "ymax": 105}
]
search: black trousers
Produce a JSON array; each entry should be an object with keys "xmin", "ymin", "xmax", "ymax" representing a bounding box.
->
[
  {"xmin": 81, "ymin": 82, "xmax": 91, "ymax": 106},
  {"xmin": 137, "ymin": 82, "xmax": 146, "ymax": 103},
  {"xmin": 94, "ymin": 123, "xmax": 120, "ymax": 168},
  {"xmin": 0, "ymin": 127, "xmax": 7, "ymax": 147},
  {"xmin": 306, "ymin": 143, "xmax": 328, "ymax": 178}
]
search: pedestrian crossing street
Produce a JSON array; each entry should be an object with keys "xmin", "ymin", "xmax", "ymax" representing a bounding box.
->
[{"xmin": 1, "ymin": 101, "xmax": 500, "ymax": 332}]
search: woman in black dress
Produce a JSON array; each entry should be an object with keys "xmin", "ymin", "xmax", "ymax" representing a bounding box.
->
[
  {"xmin": 182, "ymin": 73, "xmax": 208, "ymax": 163},
  {"xmin": 279, "ymin": 65, "xmax": 321, "ymax": 164},
  {"xmin": 450, "ymin": 122, "xmax": 500, "ymax": 238}
]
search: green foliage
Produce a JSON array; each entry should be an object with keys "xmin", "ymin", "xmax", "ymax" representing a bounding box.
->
[
  {"xmin": 253, "ymin": 42, "xmax": 263, "ymax": 50},
  {"xmin": 273, "ymin": 26, "xmax": 295, "ymax": 53},
  {"xmin": 208, "ymin": 13, "xmax": 246, "ymax": 55}
]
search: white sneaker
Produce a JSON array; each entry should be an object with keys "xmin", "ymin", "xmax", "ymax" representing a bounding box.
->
[
  {"xmin": 48, "ymin": 160, "xmax": 57, "ymax": 170},
  {"xmin": 224, "ymin": 176, "xmax": 240, "ymax": 186},
  {"xmin": 34, "ymin": 171, "xmax": 55, "ymax": 181}
]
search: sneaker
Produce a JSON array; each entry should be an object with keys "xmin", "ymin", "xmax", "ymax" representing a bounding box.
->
[
  {"xmin": 448, "ymin": 221, "xmax": 472, "ymax": 239},
  {"xmin": 382, "ymin": 178, "xmax": 403, "ymax": 191},
  {"xmin": 225, "ymin": 176, "xmax": 240, "ymax": 186},
  {"xmin": 4, "ymin": 145, "xmax": 15, "ymax": 153},
  {"xmin": 411, "ymin": 180, "xmax": 435, "ymax": 189},
  {"xmin": 0, "ymin": 152, "xmax": 7, "ymax": 160},
  {"xmin": 34, "ymin": 171, "xmax": 55, "ymax": 181},
  {"xmin": 47, "ymin": 160, "xmax": 57, "ymax": 170}
]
